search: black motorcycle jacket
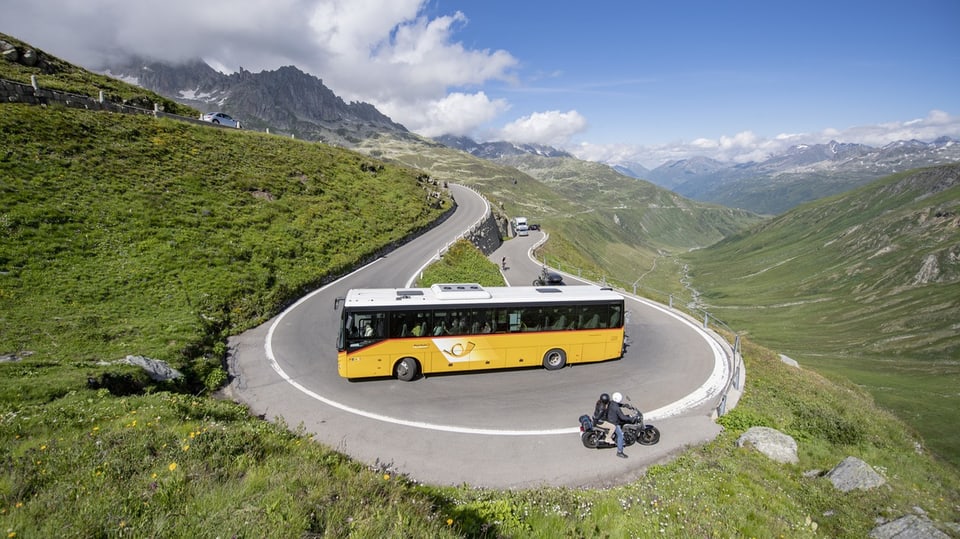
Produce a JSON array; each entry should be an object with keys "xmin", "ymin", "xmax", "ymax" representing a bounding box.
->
[
  {"xmin": 606, "ymin": 401, "xmax": 632, "ymax": 426},
  {"xmin": 593, "ymin": 401, "xmax": 608, "ymax": 423}
]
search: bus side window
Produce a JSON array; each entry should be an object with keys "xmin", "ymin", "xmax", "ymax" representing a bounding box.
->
[
  {"xmin": 508, "ymin": 311, "xmax": 522, "ymax": 332},
  {"xmin": 490, "ymin": 309, "xmax": 507, "ymax": 332},
  {"xmin": 609, "ymin": 305, "xmax": 622, "ymax": 328},
  {"xmin": 583, "ymin": 311, "xmax": 600, "ymax": 329},
  {"xmin": 411, "ymin": 314, "xmax": 426, "ymax": 336},
  {"xmin": 390, "ymin": 312, "xmax": 408, "ymax": 338}
]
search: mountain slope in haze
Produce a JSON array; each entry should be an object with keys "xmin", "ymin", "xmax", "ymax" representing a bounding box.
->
[
  {"xmin": 103, "ymin": 57, "xmax": 409, "ymax": 145},
  {"xmin": 435, "ymin": 135, "xmax": 574, "ymax": 159},
  {"xmin": 685, "ymin": 163, "xmax": 960, "ymax": 466},
  {"xmin": 494, "ymin": 153, "xmax": 760, "ymax": 249},
  {"xmin": 360, "ymin": 132, "xmax": 763, "ymax": 295},
  {"xmin": 638, "ymin": 139, "xmax": 960, "ymax": 214}
]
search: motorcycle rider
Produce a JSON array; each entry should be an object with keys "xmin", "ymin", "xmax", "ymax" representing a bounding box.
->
[
  {"xmin": 593, "ymin": 393, "xmax": 618, "ymax": 445},
  {"xmin": 593, "ymin": 393, "xmax": 610, "ymax": 423},
  {"xmin": 606, "ymin": 392, "xmax": 632, "ymax": 458}
]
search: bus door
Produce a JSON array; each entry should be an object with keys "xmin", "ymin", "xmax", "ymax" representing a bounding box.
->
[
  {"xmin": 501, "ymin": 308, "xmax": 540, "ymax": 368},
  {"xmin": 580, "ymin": 306, "xmax": 621, "ymax": 361},
  {"xmin": 342, "ymin": 311, "xmax": 390, "ymax": 377}
]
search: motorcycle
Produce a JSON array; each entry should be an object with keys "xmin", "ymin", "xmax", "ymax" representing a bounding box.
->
[
  {"xmin": 533, "ymin": 265, "xmax": 565, "ymax": 286},
  {"xmin": 578, "ymin": 402, "xmax": 660, "ymax": 449}
]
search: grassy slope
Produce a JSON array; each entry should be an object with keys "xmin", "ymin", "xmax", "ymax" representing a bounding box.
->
[
  {"xmin": 1, "ymin": 35, "xmax": 958, "ymax": 536},
  {"xmin": 0, "ymin": 32, "xmax": 196, "ymax": 118},
  {"xmin": 0, "ymin": 104, "xmax": 449, "ymax": 387},
  {"xmin": 358, "ymin": 134, "xmax": 764, "ymax": 299},
  {"xmin": 684, "ymin": 164, "xmax": 960, "ymax": 468},
  {"xmin": 497, "ymin": 154, "xmax": 764, "ymax": 296},
  {"xmin": 416, "ymin": 239, "xmax": 506, "ymax": 287}
]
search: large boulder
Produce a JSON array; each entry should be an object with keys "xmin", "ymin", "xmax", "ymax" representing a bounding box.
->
[
  {"xmin": 736, "ymin": 426, "xmax": 799, "ymax": 464},
  {"xmin": 21, "ymin": 48, "xmax": 38, "ymax": 67},
  {"xmin": 120, "ymin": 355, "xmax": 183, "ymax": 382},
  {"xmin": 869, "ymin": 514, "xmax": 950, "ymax": 539},
  {"xmin": 826, "ymin": 456, "xmax": 886, "ymax": 492},
  {"xmin": 0, "ymin": 40, "xmax": 17, "ymax": 63}
]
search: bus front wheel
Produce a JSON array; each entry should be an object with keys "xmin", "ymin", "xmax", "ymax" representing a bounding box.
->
[
  {"xmin": 395, "ymin": 357, "xmax": 420, "ymax": 381},
  {"xmin": 543, "ymin": 348, "xmax": 566, "ymax": 370}
]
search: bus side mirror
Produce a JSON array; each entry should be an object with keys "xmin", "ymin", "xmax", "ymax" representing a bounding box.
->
[{"xmin": 334, "ymin": 297, "xmax": 344, "ymax": 310}]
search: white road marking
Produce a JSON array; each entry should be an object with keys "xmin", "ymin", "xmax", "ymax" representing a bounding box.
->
[
  {"xmin": 262, "ymin": 186, "xmax": 732, "ymax": 436},
  {"xmin": 265, "ymin": 285, "xmax": 728, "ymax": 436}
]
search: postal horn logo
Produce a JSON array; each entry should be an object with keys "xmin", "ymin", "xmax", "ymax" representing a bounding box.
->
[{"xmin": 433, "ymin": 338, "xmax": 476, "ymax": 362}]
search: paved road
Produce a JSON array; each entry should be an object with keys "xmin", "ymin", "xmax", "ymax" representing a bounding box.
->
[{"xmin": 224, "ymin": 185, "xmax": 731, "ymax": 488}]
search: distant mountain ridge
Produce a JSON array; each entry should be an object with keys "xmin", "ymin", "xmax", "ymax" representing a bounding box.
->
[
  {"xmin": 434, "ymin": 135, "xmax": 573, "ymax": 159},
  {"xmin": 434, "ymin": 133, "xmax": 960, "ymax": 214},
  {"xmin": 104, "ymin": 56, "xmax": 960, "ymax": 216},
  {"xmin": 103, "ymin": 58, "xmax": 408, "ymax": 144},
  {"xmin": 635, "ymin": 138, "xmax": 960, "ymax": 214}
]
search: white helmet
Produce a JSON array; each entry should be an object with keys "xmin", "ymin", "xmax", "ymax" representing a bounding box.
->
[{"xmin": 612, "ymin": 392, "xmax": 623, "ymax": 403}]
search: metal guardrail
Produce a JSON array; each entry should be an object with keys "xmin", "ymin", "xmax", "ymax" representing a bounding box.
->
[
  {"xmin": 7, "ymin": 75, "xmax": 742, "ymax": 415},
  {"xmin": 536, "ymin": 254, "xmax": 744, "ymax": 417},
  {"xmin": 435, "ymin": 184, "xmax": 492, "ymax": 259},
  {"xmin": 0, "ymin": 75, "xmax": 275, "ymax": 132}
]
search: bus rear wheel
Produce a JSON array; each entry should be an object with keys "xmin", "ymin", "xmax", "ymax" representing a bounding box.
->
[
  {"xmin": 395, "ymin": 357, "xmax": 420, "ymax": 381},
  {"xmin": 543, "ymin": 348, "xmax": 566, "ymax": 370}
]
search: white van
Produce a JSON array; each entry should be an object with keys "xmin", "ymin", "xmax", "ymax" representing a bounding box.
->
[{"xmin": 513, "ymin": 217, "xmax": 529, "ymax": 237}]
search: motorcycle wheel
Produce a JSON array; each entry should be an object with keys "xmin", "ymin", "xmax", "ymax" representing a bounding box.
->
[
  {"xmin": 581, "ymin": 431, "xmax": 601, "ymax": 449},
  {"xmin": 637, "ymin": 426, "xmax": 661, "ymax": 446}
]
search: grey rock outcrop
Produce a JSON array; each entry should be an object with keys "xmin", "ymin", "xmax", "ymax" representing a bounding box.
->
[
  {"xmin": 826, "ymin": 456, "xmax": 886, "ymax": 492},
  {"xmin": 102, "ymin": 58, "xmax": 408, "ymax": 143},
  {"xmin": 869, "ymin": 514, "xmax": 950, "ymax": 539},
  {"xmin": 779, "ymin": 354, "xmax": 799, "ymax": 368},
  {"xmin": 736, "ymin": 426, "xmax": 799, "ymax": 464},
  {"xmin": 1, "ymin": 40, "xmax": 18, "ymax": 62},
  {"xmin": 120, "ymin": 355, "xmax": 183, "ymax": 382}
]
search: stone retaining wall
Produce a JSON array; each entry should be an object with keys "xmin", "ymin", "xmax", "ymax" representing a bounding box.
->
[
  {"xmin": 462, "ymin": 209, "xmax": 503, "ymax": 256},
  {"xmin": 0, "ymin": 77, "xmax": 209, "ymax": 127}
]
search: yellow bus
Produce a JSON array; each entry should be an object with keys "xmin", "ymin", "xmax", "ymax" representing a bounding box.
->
[{"xmin": 336, "ymin": 283, "xmax": 625, "ymax": 381}]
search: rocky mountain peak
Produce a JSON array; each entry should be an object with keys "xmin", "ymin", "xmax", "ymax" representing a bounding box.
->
[
  {"xmin": 434, "ymin": 135, "xmax": 572, "ymax": 159},
  {"xmin": 102, "ymin": 57, "xmax": 406, "ymax": 143}
]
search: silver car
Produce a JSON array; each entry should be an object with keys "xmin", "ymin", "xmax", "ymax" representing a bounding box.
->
[{"xmin": 200, "ymin": 112, "xmax": 241, "ymax": 128}]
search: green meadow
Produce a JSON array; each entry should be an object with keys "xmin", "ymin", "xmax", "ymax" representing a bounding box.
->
[{"xmin": 1, "ymin": 103, "xmax": 958, "ymax": 536}]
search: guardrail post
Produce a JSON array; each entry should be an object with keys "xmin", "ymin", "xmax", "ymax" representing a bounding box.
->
[
  {"xmin": 31, "ymin": 75, "xmax": 38, "ymax": 91},
  {"xmin": 703, "ymin": 313, "xmax": 709, "ymax": 329},
  {"xmin": 669, "ymin": 294, "xmax": 673, "ymax": 309},
  {"xmin": 99, "ymin": 90, "xmax": 104, "ymax": 103}
]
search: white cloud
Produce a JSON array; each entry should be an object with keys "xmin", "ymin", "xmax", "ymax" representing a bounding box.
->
[
  {"xmin": 384, "ymin": 92, "xmax": 509, "ymax": 137},
  {"xmin": 3, "ymin": 0, "xmax": 517, "ymax": 138},
  {"xmin": 571, "ymin": 110, "xmax": 960, "ymax": 169},
  {"xmin": 497, "ymin": 110, "xmax": 588, "ymax": 146}
]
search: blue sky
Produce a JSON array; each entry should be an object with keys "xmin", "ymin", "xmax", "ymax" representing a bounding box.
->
[{"xmin": 4, "ymin": 0, "xmax": 959, "ymax": 167}]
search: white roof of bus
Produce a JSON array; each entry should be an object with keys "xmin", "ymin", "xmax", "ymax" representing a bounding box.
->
[{"xmin": 343, "ymin": 283, "xmax": 623, "ymax": 309}]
